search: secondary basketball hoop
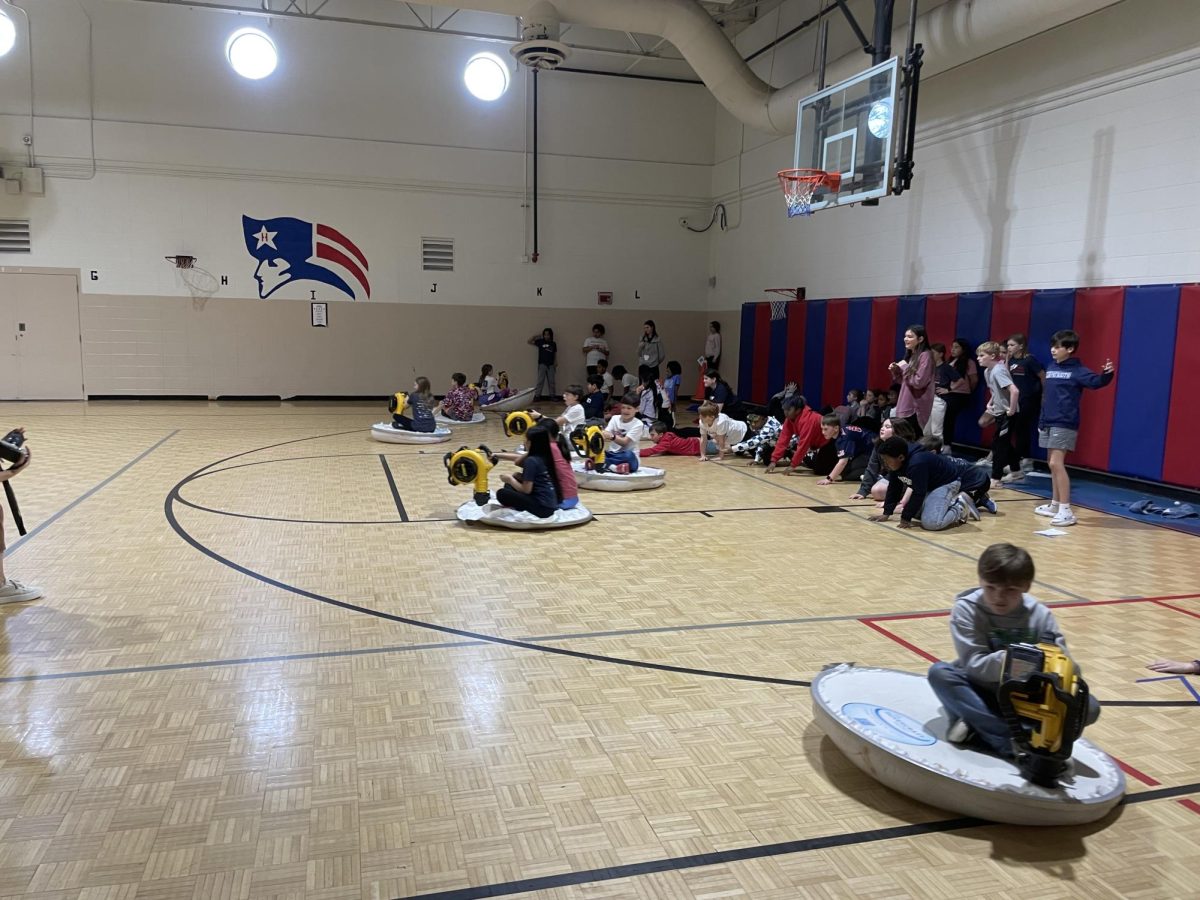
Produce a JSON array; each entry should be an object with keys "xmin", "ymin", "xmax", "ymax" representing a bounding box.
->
[{"xmin": 777, "ymin": 169, "xmax": 842, "ymax": 218}]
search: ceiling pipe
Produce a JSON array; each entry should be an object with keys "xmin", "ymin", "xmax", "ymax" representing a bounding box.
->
[{"xmin": 421, "ymin": 0, "xmax": 1127, "ymax": 135}]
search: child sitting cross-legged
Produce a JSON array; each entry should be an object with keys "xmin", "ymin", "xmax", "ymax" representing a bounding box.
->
[
  {"xmin": 492, "ymin": 425, "xmax": 566, "ymax": 519},
  {"xmin": 599, "ymin": 393, "xmax": 645, "ymax": 473},
  {"xmin": 929, "ymin": 543, "xmax": 1100, "ymax": 760},
  {"xmin": 434, "ymin": 372, "xmax": 480, "ymax": 422}
]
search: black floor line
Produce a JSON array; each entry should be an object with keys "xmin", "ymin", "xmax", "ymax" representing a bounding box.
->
[
  {"xmin": 723, "ymin": 464, "xmax": 1091, "ymax": 602},
  {"xmin": 400, "ymin": 780, "xmax": 1200, "ymax": 900},
  {"xmin": 165, "ymin": 442, "xmax": 813, "ymax": 691},
  {"xmin": 379, "ymin": 454, "xmax": 409, "ymax": 522}
]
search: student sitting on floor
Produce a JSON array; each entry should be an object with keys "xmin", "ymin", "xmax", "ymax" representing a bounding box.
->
[
  {"xmin": 929, "ymin": 543, "xmax": 1100, "ymax": 759},
  {"xmin": 582, "ymin": 375, "xmax": 607, "ymax": 423},
  {"xmin": 869, "ymin": 436, "xmax": 991, "ymax": 530},
  {"xmin": 816, "ymin": 414, "xmax": 875, "ymax": 485},
  {"xmin": 533, "ymin": 384, "xmax": 586, "ymax": 435},
  {"xmin": 600, "ymin": 394, "xmax": 645, "ymax": 473},
  {"xmin": 596, "ymin": 358, "xmax": 614, "ymax": 399},
  {"xmin": 763, "ymin": 395, "xmax": 827, "ymax": 476},
  {"xmin": 640, "ymin": 421, "xmax": 712, "ymax": 458},
  {"xmin": 434, "ymin": 372, "xmax": 480, "ymax": 422},
  {"xmin": 850, "ymin": 416, "xmax": 916, "ymax": 503},
  {"xmin": 697, "ymin": 401, "xmax": 749, "ymax": 462},
  {"xmin": 495, "ymin": 425, "xmax": 562, "ymax": 518},
  {"xmin": 495, "ymin": 421, "xmax": 580, "ymax": 510},
  {"xmin": 392, "ymin": 377, "xmax": 437, "ymax": 433}
]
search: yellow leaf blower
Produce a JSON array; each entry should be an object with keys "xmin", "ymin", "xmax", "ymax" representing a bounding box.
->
[
  {"xmin": 388, "ymin": 391, "xmax": 409, "ymax": 416},
  {"xmin": 503, "ymin": 410, "xmax": 536, "ymax": 438},
  {"xmin": 997, "ymin": 643, "xmax": 1091, "ymax": 787},
  {"xmin": 444, "ymin": 445, "xmax": 497, "ymax": 507},
  {"xmin": 570, "ymin": 425, "xmax": 606, "ymax": 469}
]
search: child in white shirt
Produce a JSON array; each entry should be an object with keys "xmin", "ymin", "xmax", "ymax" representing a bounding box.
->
[
  {"xmin": 698, "ymin": 401, "xmax": 749, "ymax": 462},
  {"xmin": 601, "ymin": 393, "xmax": 645, "ymax": 473}
]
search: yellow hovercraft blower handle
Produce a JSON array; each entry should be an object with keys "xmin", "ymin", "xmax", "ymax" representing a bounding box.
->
[
  {"xmin": 388, "ymin": 391, "xmax": 409, "ymax": 415},
  {"xmin": 503, "ymin": 410, "xmax": 536, "ymax": 438},
  {"xmin": 570, "ymin": 425, "xmax": 606, "ymax": 469},
  {"xmin": 443, "ymin": 445, "xmax": 496, "ymax": 507},
  {"xmin": 997, "ymin": 642, "xmax": 1090, "ymax": 788}
]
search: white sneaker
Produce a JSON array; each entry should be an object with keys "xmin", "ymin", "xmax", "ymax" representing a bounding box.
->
[
  {"xmin": 1051, "ymin": 510, "xmax": 1077, "ymax": 527},
  {"xmin": 1035, "ymin": 504, "xmax": 1058, "ymax": 518},
  {"xmin": 946, "ymin": 718, "xmax": 973, "ymax": 744},
  {"xmin": 0, "ymin": 579, "xmax": 42, "ymax": 604},
  {"xmin": 958, "ymin": 492, "xmax": 981, "ymax": 522},
  {"xmin": 974, "ymin": 453, "xmax": 992, "ymax": 468},
  {"xmin": 1020, "ymin": 458, "xmax": 1036, "ymax": 474},
  {"xmin": 1001, "ymin": 471, "xmax": 1026, "ymax": 484}
]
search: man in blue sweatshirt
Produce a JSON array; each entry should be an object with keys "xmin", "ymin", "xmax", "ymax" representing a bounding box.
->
[
  {"xmin": 1036, "ymin": 330, "xmax": 1115, "ymax": 528},
  {"xmin": 868, "ymin": 436, "xmax": 991, "ymax": 530},
  {"xmin": 930, "ymin": 543, "xmax": 1100, "ymax": 759}
]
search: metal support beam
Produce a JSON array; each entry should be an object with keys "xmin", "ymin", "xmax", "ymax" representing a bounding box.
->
[{"xmin": 833, "ymin": 0, "xmax": 873, "ymax": 56}]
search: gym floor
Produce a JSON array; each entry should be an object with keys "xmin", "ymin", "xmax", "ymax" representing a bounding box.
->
[{"xmin": 1, "ymin": 400, "xmax": 1197, "ymax": 899}]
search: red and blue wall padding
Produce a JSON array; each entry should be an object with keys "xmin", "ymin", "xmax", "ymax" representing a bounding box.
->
[{"xmin": 736, "ymin": 283, "xmax": 1199, "ymax": 489}]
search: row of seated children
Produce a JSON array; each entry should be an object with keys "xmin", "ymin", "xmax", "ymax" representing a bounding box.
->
[{"xmin": 391, "ymin": 374, "xmax": 481, "ymax": 431}]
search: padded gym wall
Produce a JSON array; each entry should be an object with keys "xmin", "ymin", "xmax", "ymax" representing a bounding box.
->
[{"xmin": 737, "ymin": 283, "xmax": 1197, "ymax": 490}]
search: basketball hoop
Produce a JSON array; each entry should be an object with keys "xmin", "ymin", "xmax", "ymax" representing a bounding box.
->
[
  {"xmin": 777, "ymin": 169, "xmax": 841, "ymax": 218},
  {"xmin": 165, "ymin": 255, "xmax": 196, "ymax": 269}
]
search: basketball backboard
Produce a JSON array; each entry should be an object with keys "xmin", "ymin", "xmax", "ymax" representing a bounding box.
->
[{"xmin": 793, "ymin": 56, "xmax": 899, "ymax": 212}]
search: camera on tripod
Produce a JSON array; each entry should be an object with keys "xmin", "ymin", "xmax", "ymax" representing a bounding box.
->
[{"xmin": 0, "ymin": 429, "xmax": 27, "ymax": 465}]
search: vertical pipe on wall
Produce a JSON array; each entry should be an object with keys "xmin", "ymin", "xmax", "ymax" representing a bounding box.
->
[{"xmin": 531, "ymin": 66, "xmax": 540, "ymax": 264}]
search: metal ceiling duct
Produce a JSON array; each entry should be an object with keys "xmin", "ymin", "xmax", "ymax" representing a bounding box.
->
[{"xmin": 429, "ymin": 0, "xmax": 1126, "ymax": 134}]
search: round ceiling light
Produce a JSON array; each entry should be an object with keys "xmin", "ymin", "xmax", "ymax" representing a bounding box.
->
[
  {"xmin": 226, "ymin": 28, "xmax": 278, "ymax": 80},
  {"xmin": 464, "ymin": 52, "xmax": 510, "ymax": 101}
]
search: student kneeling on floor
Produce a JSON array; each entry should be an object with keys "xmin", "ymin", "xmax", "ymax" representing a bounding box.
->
[
  {"xmin": 929, "ymin": 543, "xmax": 1100, "ymax": 759},
  {"xmin": 869, "ymin": 436, "xmax": 991, "ymax": 530}
]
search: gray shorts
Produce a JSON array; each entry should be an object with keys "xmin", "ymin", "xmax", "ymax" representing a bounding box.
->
[{"xmin": 1039, "ymin": 427, "xmax": 1078, "ymax": 452}]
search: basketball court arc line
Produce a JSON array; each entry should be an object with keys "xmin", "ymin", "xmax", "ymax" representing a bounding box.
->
[
  {"xmin": 5, "ymin": 429, "xmax": 180, "ymax": 560},
  {"xmin": 393, "ymin": 780, "xmax": 1200, "ymax": 900},
  {"xmin": 165, "ymin": 478, "xmax": 814, "ymax": 692},
  {"xmin": 723, "ymin": 463, "xmax": 1090, "ymax": 601}
]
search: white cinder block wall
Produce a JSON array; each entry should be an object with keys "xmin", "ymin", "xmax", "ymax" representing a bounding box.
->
[
  {"xmin": 1, "ymin": 0, "xmax": 1197, "ymax": 396},
  {"xmin": 0, "ymin": 0, "xmax": 719, "ymax": 395},
  {"xmin": 708, "ymin": 0, "xmax": 1200, "ymax": 380}
]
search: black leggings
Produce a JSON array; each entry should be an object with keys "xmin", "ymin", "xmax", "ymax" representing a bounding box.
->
[
  {"xmin": 941, "ymin": 394, "xmax": 970, "ymax": 447},
  {"xmin": 497, "ymin": 485, "xmax": 555, "ymax": 518},
  {"xmin": 1008, "ymin": 403, "xmax": 1038, "ymax": 464}
]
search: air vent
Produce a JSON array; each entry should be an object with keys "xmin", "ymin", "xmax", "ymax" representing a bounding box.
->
[
  {"xmin": 0, "ymin": 219, "xmax": 31, "ymax": 254},
  {"xmin": 422, "ymin": 237, "xmax": 454, "ymax": 272}
]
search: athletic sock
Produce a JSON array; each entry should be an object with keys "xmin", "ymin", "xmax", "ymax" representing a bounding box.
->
[{"xmin": 1058, "ymin": 503, "xmax": 1072, "ymax": 515}]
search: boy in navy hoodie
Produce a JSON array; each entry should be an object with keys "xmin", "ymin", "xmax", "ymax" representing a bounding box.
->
[
  {"xmin": 1037, "ymin": 330, "xmax": 1115, "ymax": 527},
  {"xmin": 869, "ymin": 436, "xmax": 991, "ymax": 530}
]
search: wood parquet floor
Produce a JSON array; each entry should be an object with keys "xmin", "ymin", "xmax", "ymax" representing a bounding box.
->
[{"xmin": 0, "ymin": 401, "xmax": 1197, "ymax": 899}]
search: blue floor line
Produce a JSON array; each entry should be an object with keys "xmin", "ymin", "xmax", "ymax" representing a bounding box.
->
[{"xmin": 1007, "ymin": 473, "xmax": 1200, "ymax": 538}]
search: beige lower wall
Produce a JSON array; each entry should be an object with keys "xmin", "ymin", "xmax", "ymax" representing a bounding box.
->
[{"xmin": 80, "ymin": 294, "xmax": 718, "ymax": 398}]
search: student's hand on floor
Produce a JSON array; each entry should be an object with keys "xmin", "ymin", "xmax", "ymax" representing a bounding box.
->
[
  {"xmin": 817, "ymin": 477, "xmax": 834, "ymax": 485},
  {"xmin": 784, "ymin": 468, "xmax": 800, "ymax": 476},
  {"xmin": 1146, "ymin": 659, "xmax": 1200, "ymax": 675},
  {"xmin": 868, "ymin": 513, "xmax": 890, "ymax": 522},
  {"xmin": 763, "ymin": 464, "xmax": 777, "ymax": 474},
  {"xmin": 849, "ymin": 492, "xmax": 866, "ymax": 500},
  {"xmin": 896, "ymin": 520, "xmax": 913, "ymax": 529},
  {"xmin": 698, "ymin": 456, "xmax": 710, "ymax": 462}
]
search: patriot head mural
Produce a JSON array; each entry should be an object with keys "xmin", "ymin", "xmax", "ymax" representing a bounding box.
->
[{"xmin": 242, "ymin": 215, "xmax": 371, "ymax": 300}]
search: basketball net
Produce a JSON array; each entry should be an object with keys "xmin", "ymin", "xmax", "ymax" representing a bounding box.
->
[{"xmin": 777, "ymin": 169, "xmax": 841, "ymax": 218}]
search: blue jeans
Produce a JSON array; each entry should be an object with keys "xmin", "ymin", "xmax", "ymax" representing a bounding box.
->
[
  {"xmin": 928, "ymin": 662, "xmax": 1100, "ymax": 758},
  {"xmin": 602, "ymin": 449, "xmax": 639, "ymax": 472}
]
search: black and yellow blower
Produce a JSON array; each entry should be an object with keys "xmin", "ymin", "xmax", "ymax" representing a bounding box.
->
[
  {"xmin": 388, "ymin": 391, "xmax": 409, "ymax": 419},
  {"xmin": 503, "ymin": 410, "xmax": 536, "ymax": 439},
  {"xmin": 444, "ymin": 445, "xmax": 496, "ymax": 507},
  {"xmin": 570, "ymin": 425, "xmax": 606, "ymax": 470},
  {"xmin": 997, "ymin": 643, "xmax": 1091, "ymax": 787}
]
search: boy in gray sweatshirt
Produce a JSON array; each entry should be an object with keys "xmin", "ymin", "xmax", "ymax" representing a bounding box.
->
[{"xmin": 928, "ymin": 543, "xmax": 1100, "ymax": 759}]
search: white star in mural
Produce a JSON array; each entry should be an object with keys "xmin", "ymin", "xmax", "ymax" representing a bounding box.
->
[{"xmin": 254, "ymin": 226, "xmax": 278, "ymax": 250}]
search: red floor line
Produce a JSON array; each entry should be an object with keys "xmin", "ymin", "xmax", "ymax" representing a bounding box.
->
[
  {"xmin": 1177, "ymin": 798, "xmax": 1200, "ymax": 816},
  {"xmin": 864, "ymin": 592, "xmax": 1200, "ymax": 624},
  {"xmin": 1152, "ymin": 600, "xmax": 1200, "ymax": 620},
  {"xmin": 1113, "ymin": 757, "xmax": 1162, "ymax": 787},
  {"xmin": 859, "ymin": 619, "xmax": 940, "ymax": 664}
]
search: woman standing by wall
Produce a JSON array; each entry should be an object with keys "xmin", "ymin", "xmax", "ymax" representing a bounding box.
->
[
  {"xmin": 637, "ymin": 320, "xmax": 665, "ymax": 380},
  {"xmin": 889, "ymin": 325, "xmax": 934, "ymax": 436},
  {"xmin": 704, "ymin": 321, "xmax": 722, "ymax": 370}
]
